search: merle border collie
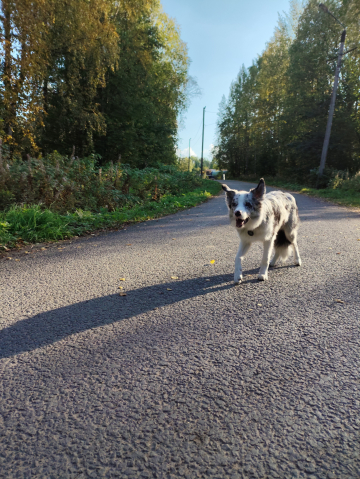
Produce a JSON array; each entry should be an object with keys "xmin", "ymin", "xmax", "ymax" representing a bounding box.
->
[{"xmin": 222, "ymin": 179, "xmax": 301, "ymax": 283}]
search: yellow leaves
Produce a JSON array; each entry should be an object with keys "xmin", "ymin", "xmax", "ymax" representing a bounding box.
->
[
  {"xmin": 335, "ymin": 299, "xmax": 344, "ymax": 304},
  {"xmin": 119, "ymin": 278, "xmax": 125, "ymax": 281},
  {"xmin": 119, "ymin": 292, "xmax": 127, "ymax": 296},
  {"xmin": 118, "ymin": 286, "xmax": 123, "ymax": 289},
  {"xmin": 41, "ymin": 247, "xmax": 46, "ymax": 250},
  {"xmin": 210, "ymin": 259, "xmax": 215, "ymax": 264},
  {"xmin": 171, "ymin": 276, "xmax": 178, "ymax": 280},
  {"xmin": 167, "ymin": 288, "xmax": 172, "ymax": 291},
  {"xmin": 257, "ymin": 304, "xmax": 262, "ymax": 307}
]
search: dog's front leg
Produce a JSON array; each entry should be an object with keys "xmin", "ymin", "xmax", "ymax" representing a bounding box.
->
[
  {"xmin": 234, "ymin": 240, "xmax": 251, "ymax": 284},
  {"xmin": 258, "ymin": 240, "xmax": 273, "ymax": 281}
]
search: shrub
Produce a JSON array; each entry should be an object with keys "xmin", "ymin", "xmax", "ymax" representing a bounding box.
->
[{"xmin": 0, "ymin": 151, "xmax": 202, "ymax": 213}]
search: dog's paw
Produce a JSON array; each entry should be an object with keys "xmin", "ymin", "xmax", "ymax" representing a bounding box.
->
[
  {"xmin": 234, "ymin": 274, "xmax": 243, "ymax": 284},
  {"xmin": 258, "ymin": 273, "xmax": 268, "ymax": 281},
  {"xmin": 295, "ymin": 259, "xmax": 302, "ymax": 266}
]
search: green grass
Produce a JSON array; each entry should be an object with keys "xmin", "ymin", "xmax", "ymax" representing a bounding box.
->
[
  {"xmin": 0, "ymin": 180, "xmax": 222, "ymax": 248},
  {"xmin": 236, "ymin": 177, "xmax": 360, "ymax": 209}
]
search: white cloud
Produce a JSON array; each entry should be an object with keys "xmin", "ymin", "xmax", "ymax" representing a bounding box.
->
[
  {"xmin": 176, "ymin": 147, "xmax": 198, "ymax": 157},
  {"xmin": 203, "ymin": 143, "xmax": 215, "ymax": 157}
]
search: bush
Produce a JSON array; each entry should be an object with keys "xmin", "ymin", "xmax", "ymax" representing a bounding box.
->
[
  {"xmin": 0, "ymin": 181, "xmax": 221, "ymax": 246},
  {"xmin": 0, "ymin": 151, "xmax": 203, "ymax": 213},
  {"xmin": 307, "ymin": 167, "xmax": 360, "ymax": 192},
  {"xmin": 328, "ymin": 170, "xmax": 360, "ymax": 193}
]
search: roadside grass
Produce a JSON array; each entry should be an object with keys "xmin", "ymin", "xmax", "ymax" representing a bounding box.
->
[
  {"xmin": 0, "ymin": 180, "xmax": 222, "ymax": 248},
  {"xmin": 234, "ymin": 177, "xmax": 360, "ymax": 209}
]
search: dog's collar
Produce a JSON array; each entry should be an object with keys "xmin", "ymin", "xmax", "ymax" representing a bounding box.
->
[{"xmin": 248, "ymin": 231, "xmax": 254, "ymax": 236}]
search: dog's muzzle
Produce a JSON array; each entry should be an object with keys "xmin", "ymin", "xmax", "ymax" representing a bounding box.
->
[{"xmin": 234, "ymin": 211, "xmax": 249, "ymax": 228}]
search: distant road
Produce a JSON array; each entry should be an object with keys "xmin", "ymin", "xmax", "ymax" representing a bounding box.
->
[{"xmin": 1, "ymin": 180, "xmax": 359, "ymax": 478}]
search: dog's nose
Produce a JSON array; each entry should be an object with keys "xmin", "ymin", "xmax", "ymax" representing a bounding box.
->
[{"xmin": 235, "ymin": 210, "xmax": 241, "ymax": 217}]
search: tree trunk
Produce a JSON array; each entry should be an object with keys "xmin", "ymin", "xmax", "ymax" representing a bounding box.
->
[{"xmin": 3, "ymin": 1, "xmax": 13, "ymax": 137}]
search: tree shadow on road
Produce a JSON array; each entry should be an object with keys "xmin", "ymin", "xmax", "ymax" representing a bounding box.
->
[{"xmin": 0, "ymin": 270, "xmax": 264, "ymax": 359}]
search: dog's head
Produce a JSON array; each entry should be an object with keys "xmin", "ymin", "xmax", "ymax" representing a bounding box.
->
[{"xmin": 222, "ymin": 179, "xmax": 265, "ymax": 228}]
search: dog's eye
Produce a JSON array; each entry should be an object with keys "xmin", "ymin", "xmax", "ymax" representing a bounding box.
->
[
  {"xmin": 245, "ymin": 202, "xmax": 252, "ymax": 209},
  {"xmin": 232, "ymin": 202, "xmax": 237, "ymax": 207}
]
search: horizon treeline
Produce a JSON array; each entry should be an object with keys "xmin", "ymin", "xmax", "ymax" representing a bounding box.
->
[
  {"xmin": 214, "ymin": 0, "xmax": 360, "ymax": 183},
  {"xmin": 0, "ymin": 0, "xmax": 190, "ymax": 167}
]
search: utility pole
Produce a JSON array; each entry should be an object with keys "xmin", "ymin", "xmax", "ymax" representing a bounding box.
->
[
  {"xmin": 188, "ymin": 138, "xmax": 191, "ymax": 171},
  {"xmin": 317, "ymin": 4, "xmax": 346, "ymax": 187},
  {"xmin": 200, "ymin": 107, "xmax": 206, "ymax": 177}
]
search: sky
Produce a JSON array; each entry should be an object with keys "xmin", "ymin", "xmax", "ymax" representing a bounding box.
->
[{"xmin": 161, "ymin": 0, "xmax": 292, "ymax": 160}]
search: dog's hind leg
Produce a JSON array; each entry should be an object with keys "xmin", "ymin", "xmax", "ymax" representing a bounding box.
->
[
  {"xmin": 234, "ymin": 240, "xmax": 251, "ymax": 284},
  {"xmin": 258, "ymin": 240, "xmax": 273, "ymax": 281},
  {"xmin": 269, "ymin": 249, "xmax": 281, "ymax": 267},
  {"xmin": 283, "ymin": 226, "xmax": 301, "ymax": 266},
  {"xmin": 292, "ymin": 242, "xmax": 302, "ymax": 266}
]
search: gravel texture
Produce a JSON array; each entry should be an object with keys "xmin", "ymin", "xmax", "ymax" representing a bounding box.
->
[{"xmin": 0, "ymin": 180, "xmax": 359, "ymax": 479}]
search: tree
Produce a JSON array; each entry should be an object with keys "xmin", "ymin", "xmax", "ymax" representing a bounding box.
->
[{"xmin": 214, "ymin": 0, "xmax": 360, "ymax": 182}]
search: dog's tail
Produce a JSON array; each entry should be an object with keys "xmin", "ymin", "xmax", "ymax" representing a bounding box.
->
[{"xmin": 274, "ymin": 230, "xmax": 292, "ymax": 260}]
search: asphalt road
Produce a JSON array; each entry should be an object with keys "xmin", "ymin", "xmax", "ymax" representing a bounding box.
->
[{"xmin": 1, "ymin": 180, "xmax": 360, "ymax": 479}]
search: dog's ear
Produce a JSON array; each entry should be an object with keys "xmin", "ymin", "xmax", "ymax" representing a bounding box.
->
[
  {"xmin": 222, "ymin": 184, "xmax": 235, "ymax": 198},
  {"xmin": 251, "ymin": 178, "xmax": 265, "ymax": 200}
]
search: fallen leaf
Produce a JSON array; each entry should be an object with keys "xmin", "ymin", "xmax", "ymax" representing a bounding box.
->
[
  {"xmin": 6, "ymin": 257, "xmax": 12, "ymax": 260},
  {"xmin": 335, "ymin": 299, "xmax": 344, "ymax": 304},
  {"xmin": 171, "ymin": 276, "xmax": 178, "ymax": 280},
  {"xmin": 167, "ymin": 288, "xmax": 172, "ymax": 291},
  {"xmin": 77, "ymin": 246, "xmax": 82, "ymax": 249},
  {"xmin": 336, "ymin": 252, "xmax": 341, "ymax": 255},
  {"xmin": 257, "ymin": 304, "xmax": 262, "ymax": 307},
  {"xmin": 249, "ymin": 309, "xmax": 253, "ymax": 311},
  {"xmin": 210, "ymin": 260, "xmax": 215, "ymax": 264},
  {"xmin": 119, "ymin": 278, "xmax": 125, "ymax": 281},
  {"xmin": 126, "ymin": 244, "xmax": 132, "ymax": 246},
  {"xmin": 172, "ymin": 238, "xmax": 176, "ymax": 240},
  {"xmin": 118, "ymin": 286, "xmax": 123, "ymax": 289},
  {"xmin": 25, "ymin": 251, "xmax": 30, "ymax": 254},
  {"xmin": 15, "ymin": 259, "xmax": 20, "ymax": 261},
  {"xmin": 41, "ymin": 247, "xmax": 46, "ymax": 250},
  {"xmin": 205, "ymin": 279, "xmax": 210, "ymax": 282},
  {"xmin": 119, "ymin": 292, "xmax": 127, "ymax": 296}
]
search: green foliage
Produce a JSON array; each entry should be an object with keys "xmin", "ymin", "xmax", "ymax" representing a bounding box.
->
[
  {"xmin": 0, "ymin": 152, "xmax": 203, "ymax": 213},
  {"xmin": 214, "ymin": 0, "xmax": 360, "ymax": 183},
  {"xmin": 0, "ymin": 0, "xmax": 190, "ymax": 163},
  {"xmin": 0, "ymin": 180, "xmax": 221, "ymax": 247}
]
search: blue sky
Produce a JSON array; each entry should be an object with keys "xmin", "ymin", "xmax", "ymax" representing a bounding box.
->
[{"xmin": 161, "ymin": 0, "xmax": 292, "ymax": 160}]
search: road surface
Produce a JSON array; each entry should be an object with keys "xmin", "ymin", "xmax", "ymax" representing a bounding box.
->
[{"xmin": 1, "ymin": 180, "xmax": 359, "ymax": 478}]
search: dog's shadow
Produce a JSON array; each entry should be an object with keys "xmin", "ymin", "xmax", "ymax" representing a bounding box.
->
[
  {"xmin": 0, "ymin": 273, "xmax": 238, "ymax": 359},
  {"xmin": 0, "ymin": 263, "xmax": 299, "ymax": 360}
]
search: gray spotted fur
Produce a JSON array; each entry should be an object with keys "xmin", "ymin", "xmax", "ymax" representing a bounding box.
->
[{"xmin": 222, "ymin": 179, "xmax": 301, "ymax": 282}]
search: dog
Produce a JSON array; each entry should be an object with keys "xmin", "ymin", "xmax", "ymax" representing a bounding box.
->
[{"xmin": 222, "ymin": 179, "xmax": 301, "ymax": 283}]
